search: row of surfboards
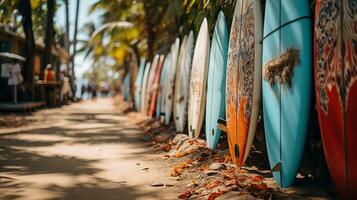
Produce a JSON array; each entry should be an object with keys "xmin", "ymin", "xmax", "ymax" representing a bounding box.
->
[{"xmin": 124, "ymin": 0, "xmax": 356, "ymax": 197}]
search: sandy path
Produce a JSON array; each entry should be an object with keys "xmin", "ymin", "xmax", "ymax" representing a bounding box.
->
[{"xmin": 0, "ymin": 98, "xmax": 178, "ymax": 200}]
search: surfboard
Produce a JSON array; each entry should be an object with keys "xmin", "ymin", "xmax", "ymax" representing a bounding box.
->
[
  {"xmin": 163, "ymin": 38, "xmax": 180, "ymax": 125},
  {"xmin": 158, "ymin": 53, "xmax": 171, "ymax": 119},
  {"xmin": 145, "ymin": 55, "xmax": 160, "ymax": 116},
  {"xmin": 314, "ymin": 0, "xmax": 357, "ymax": 198},
  {"xmin": 226, "ymin": 0, "xmax": 263, "ymax": 165},
  {"xmin": 135, "ymin": 58, "xmax": 146, "ymax": 111},
  {"xmin": 140, "ymin": 62, "xmax": 151, "ymax": 113},
  {"xmin": 173, "ymin": 35, "xmax": 188, "ymax": 131},
  {"xmin": 124, "ymin": 72, "xmax": 130, "ymax": 101},
  {"xmin": 262, "ymin": 0, "xmax": 312, "ymax": 187},
  {"xmin": 188, "ymin": 18, "xmax": 210, "ymax": 138},
  {"xmin": 174, "ymin": 31, "xmax": 194, "ymax": 133},
  {"xmin": 148, "ymin": 55, "xmax": 165, "ymax": 117},
  {"xmin": 206, "ymin": 11, "xmax": 229, "ymax": 149}
]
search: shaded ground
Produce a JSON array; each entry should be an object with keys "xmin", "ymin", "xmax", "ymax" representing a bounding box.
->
[
  {"xmin": 0, "ymin": 98, "xmax": 179, "ymax": 200},
  {"xmin": 0, "ymin": 97, "xmax": 337, "ymax": 200}
]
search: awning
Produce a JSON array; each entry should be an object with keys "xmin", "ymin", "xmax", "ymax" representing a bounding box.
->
[{"xmin": 0, "ymin": 52, "xmax": 26, "ymax": 62}]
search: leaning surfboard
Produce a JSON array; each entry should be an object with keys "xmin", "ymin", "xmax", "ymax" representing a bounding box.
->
[
  {"xmin": 141, "ymin": 62, "xmax": 151, "ymax": 113},
  {"xmin": 164, "ymin": 38, "xmax": 180, "ymax": 125},
  {"xmin": 148, "ymin": 55, "xmax": 164, "ymax": 117},
  {"xmin": 206, "ymin": 11, "xmax": 229, "ymax": 149},
  {"xmin": 262, "ymin": 0, "xmax": 312, "ymax": 187},
  {"xmin": 315, "ymin": 0, "xmax": 357, "ymax": 198},
  {"xmin": 174, "ymin": 35, "xmax": 188, "ymax": 131},
  {"xmin": 174, "ymin": 31, "xmax": 194, "ymax": 133},
  {"xmin": 145, "ymin": 55, "xmax": 160, "ymax": 116},
  {"xmin": 124, "ymin": 72, "xmax": 130, "ymax": 101},
  {"xmin": 226, "ymin": 0, "xmax": 263, "ymax": 166},
  {"xmin": 157, "ymin": 53, "xmax": 171, "ymax": 119},
  {"xmin": 188, "ymin": 18, "xmax": 210, "ymax": 138},
  {"xmin": 134, "ymin": 58, "xmax": 146, "ymax": 111}
]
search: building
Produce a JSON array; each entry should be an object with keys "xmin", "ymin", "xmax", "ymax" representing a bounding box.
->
[{"xmin": 0, "ymin": 27, "xmax": 70, "ymax": 108}]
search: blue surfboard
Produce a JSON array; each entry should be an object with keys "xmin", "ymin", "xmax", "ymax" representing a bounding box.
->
[
  {"xmin": 124, "ymin": 72, "xmax": 130, "ymax": 101},
  {"xmin": 134, "ymin": 59, "xmax": 146, "ymax": 111},
  {"xmin": 156, "ymin": 54, "xmax": 171, "ymax": 118},
  {"xmin": 205, "ymin": 11, "xmax": 229, "ymax": 149},
  {"xmin": 262, "ymin": 0, "xmax": 312, "ymax": 187}
]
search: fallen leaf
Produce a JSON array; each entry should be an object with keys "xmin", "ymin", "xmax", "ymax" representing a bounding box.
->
[
  {"xmin": 208, "ymin": 190, "xmax": 224, "ymax": 200},
  {"xmin": 223, "ymin": 179, "xmax": 237, "ymax": 187},
  {"xmin": 251, "ymin": 175, "xmax": 264, "ymax": 182},
  {"xmin": 175, "ymin": 149, "xmax": 195, "ymax": 158},
  {"xmin": 205, "ymin": 180, "xmax": 222, "ymax": 190},
  {"xmin": 170, "ymin": 159, "xmax": 193, "ymax": 176},
  {"xmin": 178, "ymin": 190, "xmax": 192, "ymax": 199},
  {"xmin": 224, "ymin": 155, "xmax": 232, "ymax": 163}
]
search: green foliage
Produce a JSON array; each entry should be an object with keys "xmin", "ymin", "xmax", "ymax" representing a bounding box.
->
[
  {"xmin": 0, "ymin": 0, "xmax": 18, "ymax": 26},
  {"xmin": 81, "ymin": 0, "xmax": 238, "ymax": 86},
  {"xmin": 82, "ymin": 60, "xmax": 120, "ymax": 86},
  {"xmin": 0, "ymin": 0, "xmax": 64, "ymax": 45}
]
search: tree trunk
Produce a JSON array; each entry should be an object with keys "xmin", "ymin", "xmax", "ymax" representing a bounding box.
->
[
  {"xmin": 129, "ymin": 43, "xmax": 141, "ymax": 68},
  {"xmin": 146, "ymin": 27, "xmax": 155, "ymax": 61},
  {"xmin": 143, "ymin": 2, "xmax": 156, "ymax": 61},
  {"xmin": 43, "ymin": 0, "xmax": 55, "ymax": 78},
  {"xmin": 64, "ymin": 0, "xmax": 70, "ymax": 73},
  {"xmin": 17, "ymin": 0, "xmax": 35, "ymax": 99},
  {"xmin": 70, "ymin": 0, "xmax": 80, "ymax": 96}
]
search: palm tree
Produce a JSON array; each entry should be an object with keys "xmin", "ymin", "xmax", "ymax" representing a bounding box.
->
[
  {"xmin": 43, "ymin": 0, "xmax": 55, "ymax": 78},
  {"xmin": 71, "ymin": 0, "xmax": 80, "ymax": 80},
  {"xmin": 64, "ymin": 0, "xmax": 70, "ymax": 73},
  {"xmin": 17, "ymin": 0, "xmax": 35, "ymax": 94}
]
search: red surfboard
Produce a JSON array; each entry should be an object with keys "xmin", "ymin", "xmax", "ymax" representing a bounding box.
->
[
  {"xmin": 148, "ymin": 55, "xmax": 164, "ymax": 117},
  {"xmin": 314, "ymin": 0, "xmax": 357, "ymax": 198}
]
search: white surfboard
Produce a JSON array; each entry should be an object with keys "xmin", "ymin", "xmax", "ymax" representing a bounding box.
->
[
  {"xmin": 188, "ymin": 18, "xmax": 210, "ymax": 138},
  {"xmin": 140, "ymin": 62, "xmax": 151, "ymax": 113},
  {"xmin": 163, "ymin": 38, "xmax": 180, "ymax": 125},
  {"xmin": 173, "ymin": 35, "xmax": 188, "ymax": 129},
  {"xmin": 174, "ymin": 31, "xmax": 194, "ymax": 133}
]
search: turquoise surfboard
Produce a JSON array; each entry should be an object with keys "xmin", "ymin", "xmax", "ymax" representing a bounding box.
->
[
  {"xmin": 262, "ymin": 0, "xmax": 312, "ymax": 187},
  {"xmin": 135, "ymin": 58, "xmax": 146, "ymax": 111},
  {"xmin": 205, "ymin": 11, "xmax": 229, "ymax": 149},
  {"xmin": 156, "ymin": 54, "xmax": 171, "ymax": 118},
  {"xmin": 124, "ymin": 72, "xmax": 130, "ymax": 101}
]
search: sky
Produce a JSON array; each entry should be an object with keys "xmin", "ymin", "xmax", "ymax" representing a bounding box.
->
[{"xmin": 56, "ymin": 0, "xmax": 101, "ymax": 79}]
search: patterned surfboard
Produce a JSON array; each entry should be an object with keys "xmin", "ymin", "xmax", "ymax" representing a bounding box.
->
[
  {"xmin": 315, "ymin": 0, "xmax": 357, "ymax": 198},
  {"xmin": 226, "ymin": 0, "xmax": 263, "ymax": 166}
]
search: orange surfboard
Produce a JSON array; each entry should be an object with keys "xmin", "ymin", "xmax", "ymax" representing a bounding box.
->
[{"xmin": 226, "ymin": 0, "xmax": 262, "ymax": 166}]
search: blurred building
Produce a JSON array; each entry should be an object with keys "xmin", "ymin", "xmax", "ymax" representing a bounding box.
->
[{"xmin": 0, "ymin": 27, "xmax": 70, "ymax": 110}]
